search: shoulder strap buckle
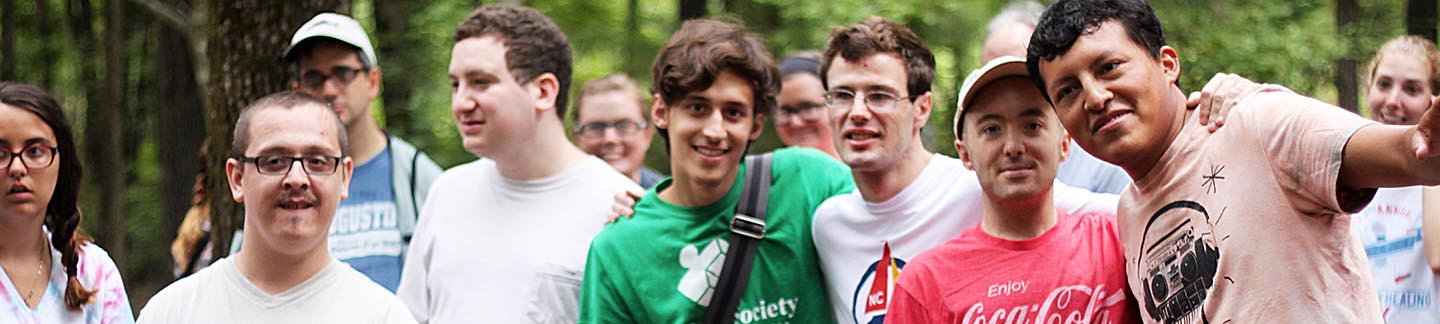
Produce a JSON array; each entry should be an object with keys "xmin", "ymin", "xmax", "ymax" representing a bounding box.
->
[{"xmin": 729, "ymin": 213, "xmax": 766, "ymax": 240}]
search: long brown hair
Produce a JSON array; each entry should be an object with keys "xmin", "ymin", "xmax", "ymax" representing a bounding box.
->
[{"xmin": 0, "ymin": 82, "xmax": 95, "ymax": 310}]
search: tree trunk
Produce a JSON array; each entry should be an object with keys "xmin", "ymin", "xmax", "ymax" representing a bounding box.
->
[
  {"xmin": 204, "ymin": 0, "xmax": 347, "ymax": 259},
  {"xmin": 623, "ymin": 0, "xmax": 643, "ymax": 77},
  {"xmin": 98, "ymin": 0, "xmax": 127, "ymax": 262},
  {"xmin": 36, "ymin": 0, "xmax": 56, "ymax": 88},
  {"xmin": 156, "ymin": 20, "xmax": 205, "ymax": 261},
  {"xmin": 374, "ymin": 0, "xmax": 417, "ymax": 138},
  {"xmin": 1334, "ymin": 0, "xmax": 1358, "ymax": 113},
  {"xmin": 678, "ymin": 0, "xmax": 705, "ymax": 23},
  {"xmin": 1, "ymin": 0, "xmax": 14, "ymax": 80},
  {"xmin": 1408, "ymin": 0, "xmax": 1438, "ymax": 43}
]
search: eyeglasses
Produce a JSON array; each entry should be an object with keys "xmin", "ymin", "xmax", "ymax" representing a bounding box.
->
[
  {"xmin": 1, "ymin": 145, "xmax": 58, "ymax": 170},
  {"xmin": 574, "ymin": 120, "xmax": 647, "ymax": 138},
  {"xmin": 824, "ymin": 89, "xmax": 920, "ymax": 112},
  {"xmin": 777, "ymin": 103, "xmax": 826, "ymax": 124},
  {"xmin": 299, "ymin": 66, "xmax": 369, "ymax": 90},
  {"xmin": 241, "ymin": 155, "xmax": 343, "ymax": 176}
]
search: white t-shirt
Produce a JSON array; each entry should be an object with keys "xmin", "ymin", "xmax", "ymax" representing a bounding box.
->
[
  {"xmin": 395, "ymin": 157, "xmax": 639, "ymax": 323},
  {"xmin": 812, "ymin": 153, "xmax": 1119, "ymax": 324},
  {"xmin": 1351, "ymin": 186, "xmax": 1439, "ymax": 323},
  {"xmin": 137, "ymin": 257, "xmax": 414, "ymax": 324}
]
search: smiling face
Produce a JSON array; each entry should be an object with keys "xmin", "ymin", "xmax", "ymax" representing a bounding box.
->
[
  {"xmin": 1367, "ymin": 54, "xmax": 1434, "ymax": 125},
  {"xmin": 653, "ymin": 69, "xmax": 763, "ymax": 193},
  {"xmin": 575, "ymin": 90, "xmax": 652, "ymax": 178},
  {"xmin": 776, "ymin": 73, "xmax": 836, "ymax": 153},
  {"xmin": 957, "ymin": 77, "xmax": 1069, "ymax": 202},
  {"xmin": 226, "ymin": 104, "xmax": 353, "ymax": 255},
  {"xmin": 0, "ymin": 104, "xmax": 58, "ymax": 221},
  {"xmin": 450, "ymin": 36, "xmax": 541, "ymax": 158},
  {"xmin": 1036, "ymin": 21, "xmax": 1183, "ymax": 174},
  {"xmin": 825, "ymin": 53, "xmax": 932, "ymax": 172}
]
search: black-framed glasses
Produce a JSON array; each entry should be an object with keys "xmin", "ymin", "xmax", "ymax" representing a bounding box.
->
[
  {"xmin": 574, "ymin": 119, "xmax": 647, "ymax": 138},
  {"xmin": 240, "ymin": 155, "xmax": 343, "ymax": 176},
  {"xmin": 0, "ymin": 145, "xmax": 58, "ymax": 170},
  {"xmin": 823, "ymin": 89, "xmax": 921, "ymax": 112},
  {"xmin": 299, "ymin": 66, "xmax": 370, "ymax": 90},
  {"xmin": 777, "ymin": 102, "xmax": 827, "ymax": 124}
]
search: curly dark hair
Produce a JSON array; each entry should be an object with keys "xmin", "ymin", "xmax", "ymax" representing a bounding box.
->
[
  {"xmin": 455, "ymin": 4, "xmax": 574, "ymax": 118},
  {"xmin": 1026, "ymin": 0, "xmax": 1171, "ymax": 103}
]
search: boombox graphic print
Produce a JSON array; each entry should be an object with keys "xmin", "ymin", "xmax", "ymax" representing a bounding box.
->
[{"xmin": 1136, "ymin": 200, "xmax": 1221, "ymax": 323}]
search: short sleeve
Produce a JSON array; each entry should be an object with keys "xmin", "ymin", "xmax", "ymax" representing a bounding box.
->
[
  {"xmin": 578, "ymin": 234, "xmax": 635, "ymax": 324},
  {"xmin": 886, "ymin": 265, "xmax": 937, "ymax": 324},
  {"xmin": 79, "ymin": 244, "xmax": 135, "ymax": 324},
  {"xmin": 774, "ymin": 147, "xmax": 856, "ymax": 199},
  {"xmin": 1237, "ymin": 91, "xmax": 1378, "ymax": 213}
]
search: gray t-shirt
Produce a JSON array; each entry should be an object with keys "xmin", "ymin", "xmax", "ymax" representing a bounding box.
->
[{"xmin": 138, "ymin": 257, "xmax": 415, "ymax": 324}]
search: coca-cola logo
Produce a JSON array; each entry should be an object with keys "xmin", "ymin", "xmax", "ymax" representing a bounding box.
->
[{"xmin": 961, "ymin": 284, "xmax": 1125, "ymax": 324}]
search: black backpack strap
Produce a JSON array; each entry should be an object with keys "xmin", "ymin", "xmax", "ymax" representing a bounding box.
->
[{"xmin": 703, "ymin": 153, "xmax": 773, "ymax": 324}]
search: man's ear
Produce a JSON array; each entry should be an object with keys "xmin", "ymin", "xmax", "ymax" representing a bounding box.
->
[
  {"xmin": 1160, "ymin": 46, "xmax": 1181, "ymax": 85},
  {"xmin": 226, "ymin": 158, "xmax": 246, "ymax": 203},
  {"xmin": 749, "ymin": 112, "xmax": 766, "ymax": 141},
  {"xmin": 914, "ymin": 92, "xmax": 934, "ymax": 133},
  {"xmin": 339, "ymin": 156, "xmax": 354, "ymax": 201},
  {"xmin": 651, "ymin": 93, "xmax": 669, "ymax": 130},
  {"xmin": 531, "ymin": 72, "xmax": 561, "ymax": 114},
  {"xmin": 955, "ymin": 138, "xmax": 975, "ymax": 171},
  {"xmin": 366, "ymin": 67, "xmax": 383, "ymax": 100},
  {"xmin": 1058, "ymin": 130, "xmax": 1072, "ymax": 163}
]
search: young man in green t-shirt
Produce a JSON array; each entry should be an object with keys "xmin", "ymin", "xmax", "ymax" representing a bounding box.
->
[{"xmin": 579, "ymin": 18, "xmax": 854, "ymax": 323}]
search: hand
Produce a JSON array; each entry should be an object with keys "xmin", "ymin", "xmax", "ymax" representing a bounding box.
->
[
  {"xmin": 1414, "ymin": 96, "xmax": 1440, "ymax": 160},
  {"xmin": 1187, "ymin": 73, "xmax": 1264, "ymax": 133},
  {"xmin": 606, "ymin": 188, "xmax": 645, "ymax": 224}
]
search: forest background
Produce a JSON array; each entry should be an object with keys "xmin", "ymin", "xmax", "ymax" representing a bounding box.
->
[{"xmin": 0, "ymin": 0, "xmax": 1434, "ymax": 310}]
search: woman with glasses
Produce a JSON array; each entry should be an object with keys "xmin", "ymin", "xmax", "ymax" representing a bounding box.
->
[
  {"xmin": 0, "ymin": 82, "xmax": 133, "ymax": 323},
  {"xmin": 776, "ymin": 53, "xmax": 841, "ymax": 159}
]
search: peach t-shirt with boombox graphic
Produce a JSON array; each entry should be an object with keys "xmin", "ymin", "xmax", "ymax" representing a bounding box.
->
[{"xmin": 1119, "ymin": 89, "xmax": 1382, "ymax": 323}]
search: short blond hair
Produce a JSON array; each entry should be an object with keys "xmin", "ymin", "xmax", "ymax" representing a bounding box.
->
[{"xmin": 574, "ymin": 73, "xmax": 648, "ymax": 122}]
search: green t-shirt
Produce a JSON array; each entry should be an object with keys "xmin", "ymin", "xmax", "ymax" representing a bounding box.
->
[{"xmin": 580, "ymin": 148, "xmax": 855, "ymax": 324}]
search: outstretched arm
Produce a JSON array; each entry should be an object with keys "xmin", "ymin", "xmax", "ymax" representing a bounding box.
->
[{"xmin": 1338, "ymin": 96, "xmax": 1440, "ymax": 189}]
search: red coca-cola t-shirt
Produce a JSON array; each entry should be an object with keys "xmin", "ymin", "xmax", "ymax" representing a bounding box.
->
[{"xmin": 887, "ymin": 209, "xmax": 1140, "ymax": 324}]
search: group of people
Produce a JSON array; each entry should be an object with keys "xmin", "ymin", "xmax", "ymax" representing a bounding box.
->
[{"xmin": 2, "ymin": 0, "xmax": 1439, "ymax": 323}]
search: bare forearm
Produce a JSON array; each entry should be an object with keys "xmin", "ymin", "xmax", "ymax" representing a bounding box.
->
[
  {"xmin": 1424, "ymin": 186, "xmax": 1440, "ymax": 275},
  {"xmin": 1339, "ymin": 125, "xmax": 1440, "ymax": 189}
]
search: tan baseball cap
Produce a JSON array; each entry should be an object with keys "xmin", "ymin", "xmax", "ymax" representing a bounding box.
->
[{"xmin": 954, "ymin": 56, "xmax": 1029, "ymax": 138}]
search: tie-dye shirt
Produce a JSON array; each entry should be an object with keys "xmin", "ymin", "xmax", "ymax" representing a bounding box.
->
[{"xmin": 1, "ymin": 230, "xmax": 134, "ymax": 324}]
